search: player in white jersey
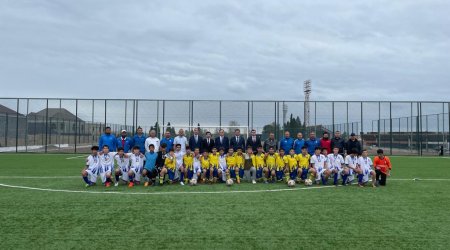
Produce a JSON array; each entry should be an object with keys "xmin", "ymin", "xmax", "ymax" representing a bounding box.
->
[
  {"xmin": 174, "ymin": 144, "xmax": 186, "ymax": 185},
  {"xmin": 309, "ymin": 147, "xmax": 330, "ymax": 185},
  {"xmin": 218, "ymin": 147, "xmax": 228, "ymax": 182},
  {"xmin": 113, "ymin": 147, "xmax": 130, "ymax": 186},
  {"xmin": 98, "ymin": 145, "xmax": 117, "ymax": 187},
  {"xmin": 343, "ymin": 148, "xmax": 362, "ymax": 185},
  {"xmin": 81, "ymin": 146, "xmax": 100, "ymax": 187},
  {"xmin": 127, "ymin": 146, "xmax": 145, "ymax": 187},
  {"xmin": 357, "ymin": 149, "xmax": 376, "ymax": 187},
  {"xmin": 328, "ymin": 146, "xmax": 345, "ymax": 185},
  {"xmin": 192, "ymin": 148, "xmax": 202, "ymax": 180}
]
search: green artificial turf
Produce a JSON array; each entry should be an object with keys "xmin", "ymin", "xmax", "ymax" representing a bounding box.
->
[{"xmin": 0, "ymin": 154, "xmax": 449, "ymax": 249}]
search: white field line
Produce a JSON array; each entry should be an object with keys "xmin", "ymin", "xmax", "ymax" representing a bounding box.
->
[
  {"xmin": 0, "ymin": 183, "xmax": 336, "ymax": 195},
  {"xmin": 66, "ymin": 155, "xmax": 87, "ymax": 159}
]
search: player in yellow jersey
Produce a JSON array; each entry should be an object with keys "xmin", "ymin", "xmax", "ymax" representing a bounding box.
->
[
  {"xmin": 286, "ymin": 148, "xmax": 298, "ymax": 182},
  {"xmin": 276, "ymin": 149, "xmax": 289, "ymax": 181},
  {"xmin": 254, "ymin": 146, "xmax": 266, "ymax": 182},
  {"xmin": 209, "ymin": 147, "xmax": 220, "ymax": 183},
  {"xmin": 265, "ymin": 146, "xmax": 277, "ymax": 183},
  {"xmin": 296, "ymin": 146, "xmax": 311, "ymax": 182},
  {"xmin": 200, "ymin": 151, "xmax": 210, "ymax": 183},
  {"xmin": 182, "ymin": 146, "xmax": 194, "ymax": 184},
  {"xmin": 159, "ymin": 148, "xmax": 176, "ymax": 185},
  {"xmin": 225, "ymin": 148, "xmax": 236, "ymax": 181},
  {"xmin": 234, "ymin": 148, "xmax": 245, "ymax": 184}
]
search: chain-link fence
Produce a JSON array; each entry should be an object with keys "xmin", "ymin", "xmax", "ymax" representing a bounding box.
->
[{"xmin": 0, "ymin": 98, "xmax": 448, "ymax": 155}]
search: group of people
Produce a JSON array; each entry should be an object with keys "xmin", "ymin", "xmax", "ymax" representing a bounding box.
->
[{"xmin": 82, "ymin": 127, "xmax": 392, "ymax": 188}]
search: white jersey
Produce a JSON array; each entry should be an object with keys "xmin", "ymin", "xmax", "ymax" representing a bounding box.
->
[
  {"xmin": 328, "ymin": 153, "xmax": 345, "ymax": 168},
  {"xmin": 174, "ymin": 150, "xmax": 185, "ymax": 168},
  {"xmin": 310, "ymin": 154, "xmax": 327, "ymax": 170},
  {"xmin": 129, "ymin": 153, "xmax": 145, "ymax": 168},
  {"xmin": 345, "ymin": 155, "xmax": 359, "ymax": 169},
  {"xmin": 99, "ymin": 152, "xmax": 116, "ymax": 167},
  {"xmin": 174, "ymin": 136, "xmax": 188, "ymax": 152},
  {"xmin": 145, "ymin": 137, "xmax": 160, "ymax": 153},
  {"xmin": 357, "ymin": 156, "xmax": 373, "ymax": 171},
  {"xmin": 86, "ymin": 155, "xmax": 100, "ymax": 171},
  {"xmin": 114, "ymin": 154, "xmax": 130, "ymax": 171},
  {"xmin": 219, "ymin": 154, "xmax": 227, "ymax": 171}
]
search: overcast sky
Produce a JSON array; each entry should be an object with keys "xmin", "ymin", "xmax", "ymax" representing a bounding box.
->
[{"xmin": 0, "ymin": 0, "xmax": 449, "ymax": 101}]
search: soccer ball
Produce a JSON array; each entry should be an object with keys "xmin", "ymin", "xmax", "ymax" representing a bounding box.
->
[
  {"xmin": 226, "ymin": 179, "xmax": 234, "ymax": 186},
  {"xmin": 287, "ymin": 180, "xmax": 296, "ymax": 187},
  {"xmin": 190, "ymin": 179, "xmax": 197, "ymax": 186},
  {"xmin": 304, "ymin": 179, "xmax": 313, "ymax": 186}
]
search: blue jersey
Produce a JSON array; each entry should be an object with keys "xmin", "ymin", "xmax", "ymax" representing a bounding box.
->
[
  {"xmin": 132, "ymin": 134, "xmax": 146, "ymax": 154},
  {"xmin": 99, "ymin": 134, "xmax": 117, "ymax": 151},
  {"xmin": 279, "ymin": 138, "xmax": 294, "ymax": 153},
  {"xmin": 117, "ymin": 136, "xmax": 132, "ymax": 152},
  {"xmin": 293, "ymin": 138, "xmax": 305, "ymax": 154},
  {"xmin": 305, "ymin": 138, "xmax": 320, "ymax": 155},
  {"xmin": 144, "ymin": 151, "xmax": 158, "ymax": 171},
  {"xmin": 160, "ymin": 137, "xmax": 174, "ymax": 152}
]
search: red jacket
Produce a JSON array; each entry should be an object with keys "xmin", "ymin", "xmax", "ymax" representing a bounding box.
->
[{"xmin": 320, "ymin": 138, "xmax": 331, "ymax": 154}]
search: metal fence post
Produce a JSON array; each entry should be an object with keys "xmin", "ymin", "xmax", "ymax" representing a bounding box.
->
[
  {"xmin": 389, "ymin": 102, "xmax": 393, "ymax": 155},
  {"xmin": 15, "ymin": 98, "xmax": 19, "ymax": 152},
  {"xmin": 45, "ymin": 99, "xmax": 49, "ymax": 153}
]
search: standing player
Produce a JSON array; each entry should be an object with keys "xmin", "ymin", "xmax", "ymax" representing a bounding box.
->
[
  {"xmin": 343, "ymin": 148, "xmax": 361, "ymax": 185},
  {"xmin": 357, "ymin": 149, "xmax": 376, "ymax": 187},
  {"xmin": 174, "ymin": 129, "xmax": 188, "ymax": 153},
  {"xmin": 296, "ymin": 146, "xmax": 310, "ymax": 183},
  {"xmin": 127, "ymin": 146, "xmax": 145, "ymax": 187},
  {"xmin": 81, "ymin": 146, "xmax": 100, "ymax": 187},
  {"xmin": 328, "ymin": 146, "xmax": 345, "ymax": 186},
  {"xmin": 309, "ymin": 147, "xmax": 329, "ymax": 185},
  {"xmin": 114, "ymin": 147, "xmax": 130, "ymax": 186},
  {"xmin": 373, "ymin": 149, "xmax": 392, "ymax": 186},
  {"xmin": 98, "ymin": 145, "xmax": 116, "ymax": 187},
  {"xmin": 142, "ymin": 144, "xmax": 158, "ymax": 187}
]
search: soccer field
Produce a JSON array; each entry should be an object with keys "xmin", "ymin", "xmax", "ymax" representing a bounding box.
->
[{"xmin": 0, "ymin": 154, "xmax": 449, "ymax": 249}]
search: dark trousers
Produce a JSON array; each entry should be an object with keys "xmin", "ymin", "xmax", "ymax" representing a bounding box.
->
[{"xmin": 375, "ymin": 170, "xmax": 387, "ymax": 186}]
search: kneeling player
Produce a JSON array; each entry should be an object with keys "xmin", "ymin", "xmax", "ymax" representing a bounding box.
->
[
  {"xmin": 159, "ymin": 149, "xmax": 176, "ymax": 185},
  {"xmin": 309, "ymin": 147, "xmax": 329, "ymax": 185},
  {"xmin": 98, "ymin": 145, "xmax": 116, "ymax": 187},
  {"xmin": 328, "ymin": 146, "xmax": 345, "ymax": 185},
  {"xmin": 234, "ymin": 148, "xmax": 245, "ymax": 184},
  {"xmin": 286, "ymin": 149, "xmax": 298, "ymax": 183},
  {"xmin": 114, "ymin": 147, "xmax": 130, "ymax": 186},
  {"xmin": 373, "ymin": 149, "xmax": 392, "ymax": 186},
  {"xmin": 296, "ymin": 146, "xmax": 310, "ymax": 182},
  {"xmin": 225, "ymin": 148, "xmax": 236, "ymax": 181},
  {"xmin": 182, "ymin": 147, "xmax": 194, "ymax": 184},
  {"xmin": 200, "ymin": 151, "xmax": 210, "ymax": 183},
  {"xmin": 343, "ymin": 148, "xmax": 360, "ymax": 185},
  {"xmin": 143, "ymin": 144, "xmax": 158, "ymax": 187},
  {"xmin": 209, "ymin": 147, "xmax": 220, "ymax": 183},
  {"xmin": 219, "ymin": 147, "xmax": 228, "ymax": 182},
  {"xmin": 81, "ymin": 146, "xmax": 100, "ymax": 187},
  {"xmin": 128, "ymin": 146, "xmax": 145, "ymax": 187},
  {"xmin": 265, "ymin": 147, "xmax": 277, "ymax": 183},
  {"xmin": 254, "ymin": 146, "xmax": 266, "ymax": 182},
  {"xmin": 357, "ymin": 149, "xmax": 376, "ymax": 187}
]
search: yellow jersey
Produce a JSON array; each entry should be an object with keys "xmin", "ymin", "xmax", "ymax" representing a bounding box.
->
[
  {"xmin": 234, "ymin": 153, "xmax": 245, "ymax": 168},
  {"xmin": 297, "ymin": 154, "xmax": 311, "ymax": 169},
  {"xmin": 276, "ymin": 154, "xmax": 288, "ymax": 171},
  {"xmin": 164, "ymin": 156, "xmax": 176, "ymax": 170},
  {"xmin": 254, "ymin": 153, "xmax": 266, "ymax": 169},
  {"xmin": 265, "ymin": 153, "xmax": 277, "ymax": 169},
  {"xmin": 200, "ymin": 156, "xmax": 210, "ymax": 169},
  {"xmin": 209, "ymin": 152, "xmax": 220, "ymax": 167},
  {"xmin": 183, "ymin": 153, "xmax": 194, "ymax": 170},
  {"xmin": 226, "ymin": 154, "xmax": 236, "ymax": 168},
  {"xmin": 287, "ymin": 154, "xmax": 298, "ymax": 171}
]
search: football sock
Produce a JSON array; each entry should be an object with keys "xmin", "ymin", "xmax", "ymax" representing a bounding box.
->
[
  {"xmin": 333, "ymin": 173, "xmax": 338, "ymax": 185},
  {"xmin": 82, "ymin": 176, "xmax": 91, "ymax": 185},
  {"xmin": 115, "ymin": 174, "xmax": 120, "ymax": 182},
  {"xmin": 358, "ymin": 174, "xmax": 363, "ymax": 184}
]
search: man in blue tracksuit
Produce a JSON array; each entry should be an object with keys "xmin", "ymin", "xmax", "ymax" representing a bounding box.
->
[
  {"xmin": 293, "ymin": 132, "xmax": 305, "ymax": 154},
  {"xmin": 116, "ymin": 130, "xmax": 132, "ymax": 152},
  {"xmin": 305, "ymin": 131, "xmax": 320, "ymax": 155},
  {"xmin": 160, "ymin": 130, "xmax": 174, "ymax": 152},
  {"xmin": 132, "ymin": 127, "xmax": 147, "ymax": 154},
  {"xmin": 279, "ymin": 131, "xmax": 294, "ymax": 153},
  {"xmin": 98, "ymin": 127, "xmax": 117, "ymax": 151}
]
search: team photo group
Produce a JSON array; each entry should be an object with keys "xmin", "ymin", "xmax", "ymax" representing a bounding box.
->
[{"xmin": 82, "ymin": 126, "xmax": 393, "ymax": 189}]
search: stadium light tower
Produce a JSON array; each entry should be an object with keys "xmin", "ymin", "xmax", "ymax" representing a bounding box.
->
[
  {"xmin": 304, "ymin": 80, "xmax": 312, "ymax": 128},
  {"xmin": 282, "ymin": 103, "xmax": 288, "ymax": 125}
]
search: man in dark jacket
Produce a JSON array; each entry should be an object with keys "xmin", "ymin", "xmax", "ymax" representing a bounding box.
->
[
  {"xmin": 230, "ymin": 129, "xmax": 246, "ymax": 151},
  {"xmin": 202, "ymin": 131, "xmax": 215, "ymax": 152},
  {"xmin": 331, "ymin": 130, "xmax": 346, "ymax": 156},
  {"xmin": 215, "ymin": 129, "xmax": 230, "ymax": 153},
  {"xmin": 246, "ymin": 129, "xmax": 261, "ymax": 153},
  {"xmin": 346, "ymin": 133, "xmax": 362, "ymax": 155},
  {"xmin": 188, "ymin": 128, "xmax": 203, "ymax": 153}
]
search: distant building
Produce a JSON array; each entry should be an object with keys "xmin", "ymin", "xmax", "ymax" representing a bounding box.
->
[{"xmin": 27, "ymin": 108, "xmax": 85, "ymax": 134}]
